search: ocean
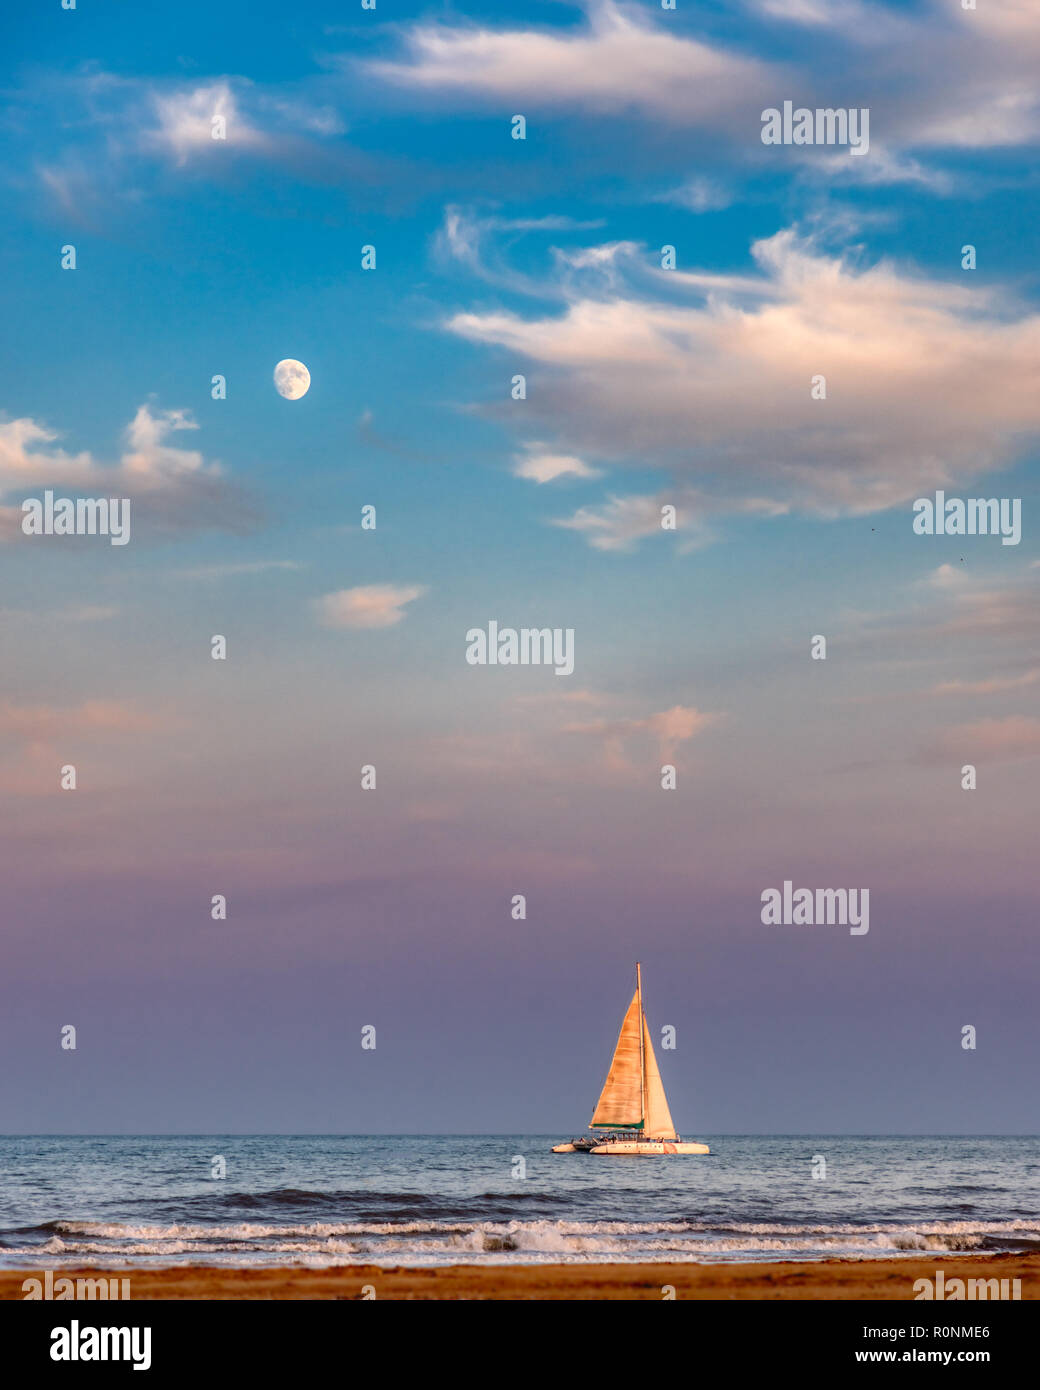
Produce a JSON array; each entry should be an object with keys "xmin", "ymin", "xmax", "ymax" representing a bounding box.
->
[{"xmin": 1, "ymin": 1135, "xmax": 1037, "ymax": 1268}]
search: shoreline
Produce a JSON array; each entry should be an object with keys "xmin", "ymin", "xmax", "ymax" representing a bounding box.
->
[{"xmin": 3, "ymin": 1253, "xmax": 1036, "ymax": 1300}]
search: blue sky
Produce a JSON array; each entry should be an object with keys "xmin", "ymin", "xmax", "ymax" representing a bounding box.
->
[{"xmin": 1, "ymin": 1, "xmax": 1038, "ymax": 1133}]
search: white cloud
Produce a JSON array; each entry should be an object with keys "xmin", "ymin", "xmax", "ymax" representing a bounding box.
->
[
  {"xmin": 148, "ymin": 81, "xmax": 269, "ymax": 164},
  {"xmin": 446, "ymin": 227, "xmax": 1040, "ymax": 518},
  {"xmin": 753, "ymin": 0, "xmax": 1040, "ymax": 150},
  {"xmin": 0, "ymin": 404, "xmax": 214, "ymax": 494},
  {"xmin": 812, "ymin": 146, "xmax": 954, "ymax": 194},
  {"xmin": 29, "ymin": 70, "xmax": 349, "ymax": 215},
  {"xmin": 0, "ymin": 418, "xmax": 96, "ymax": 490},
  {"xmin": 313, "ymin": 584, "xmax": 427, "ymax": 629},
  {"xmin": 367, "ymin": 0, "xmax": 1040, "ymax": 177},
  {"xmin": 926, "ymin": 564, "xmax": 968, "ymax": 592},
  {"xmin": 145, "ymin": 80, "xmax": 346, "ymax": 164},
  {"xmin": 0, "ymin": 405, "xmax": 250, "ymax": 539},
  {"xmin": 512, "ymin": 444, "xmax": 599, "ymax": 484},
  {"xmin": 120, "ymin": 405, "xmax": 207, "ymax": 482},
  {"xmin": 656, "ymin": 177, "xmax": 732, "ymax": 213},
  {"xmin": 553, "ymin": 494, "xmax": 673, "ymax": 551},
  {"xmin": 434, "ymin": 207, "xmax": 611, "ymax": 298},
  {"xmin": 369, "ymin": 1, "xmax": 776, "ymax": 125},
  {"xmin": 749, "ymin": 0, "xmax": 906, "ymax": 41}
]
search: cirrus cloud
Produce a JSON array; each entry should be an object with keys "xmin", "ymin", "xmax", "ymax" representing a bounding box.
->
[{"xmin": 368, "ymin": 2, "xmax": 776, "ymax": 126}]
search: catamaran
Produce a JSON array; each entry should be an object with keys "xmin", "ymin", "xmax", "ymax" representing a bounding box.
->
[{"xmin": 552, "ymin": 963, "xmax": 710, "ymax": 1156}]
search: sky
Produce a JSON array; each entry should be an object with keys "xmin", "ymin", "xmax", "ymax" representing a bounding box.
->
[{"xmin": 1, "ymin": 0, "xmax": 1038, "ymax": 1134}]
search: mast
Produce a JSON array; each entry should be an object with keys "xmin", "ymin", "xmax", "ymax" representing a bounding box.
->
[{"xmin": 636, "ymin": 961, "xmax": 646, "ymax": 1132}]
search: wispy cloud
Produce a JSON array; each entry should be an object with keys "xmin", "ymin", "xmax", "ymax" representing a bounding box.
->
[
  {"xmin": 0, "ymin": 605, "xmax": 119, "ymax": 624},
  {"xmin": 434, "ymin": 206, "xmax": 608, "ymax": 297},
  {"xmin": 921, "ymin": 715, "xmax": 1040, "ymax": 766},
  {"xmin": 60, "ymin": 606, "xmax": 119, "ymax": 623},
  {"xmin": 552, "ymin": 493, "xmax": 675, "ymax": 552},
  {"xmin": 848, "ymin": 564, "xmax": 1040, "ymax": 706},
  {"xmin": 27, "ymin": 67, "xmax": 352, "ymax": 219},
  {"xmin": 0, "ymin": 700, "xmax": 161, "ymax": 745},
  {"xmin": 446, "ymin": 226, "xmax": 1040, "ymax": 521},
  {"xmin": 655, "ymin": 177, "xmax": 733, "ymax": 212},
  {"xmin": 564, "ymin": 702, "xmax": 722, "ymax": 767},
  {"xmin": 147, "ymin": 81, "xmax": 269, "ymax": 164},
  {"xmin": 551, "ymin": 488, "xmax": 787, "ymax": 552},
  {"xmin": 423, "ymin": 690, "xmax": 722, "ymax": 787},
  {"xmin": 930, "ymin": 670, "xmax": 1040, "ymax": 698},
  {"xmin": 369, "ymin": 2, "xmax": 776, "ymax": 126},
  {"xmin": 367, "ymin": 0, "xmax": 1040, "ymax": 189},
  {"xmin": 177, "ymin": 561, "xmax": 303, "ymax": 581}
]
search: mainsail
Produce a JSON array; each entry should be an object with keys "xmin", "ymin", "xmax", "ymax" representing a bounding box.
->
[
  {"xmin": 589, "ymin": 991, "xmax": 644, "ymax": 1129},
  {"xmin": 589, "ymin": 966, "xmax": 678, "ymax": 1139}
]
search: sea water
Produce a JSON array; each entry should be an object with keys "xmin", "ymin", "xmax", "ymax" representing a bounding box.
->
[{"xmin": 1, "ymin": 1134, "xmax": 1037, "ymax": 1268}]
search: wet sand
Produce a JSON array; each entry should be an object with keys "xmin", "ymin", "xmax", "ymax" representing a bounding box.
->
[{"xmin": 2, "ymin": 1253, "xmax": 1035, "ymax": 1300}]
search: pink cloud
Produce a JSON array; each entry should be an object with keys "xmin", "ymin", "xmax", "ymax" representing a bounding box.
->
[
  {"xmin": 313, "ymin": 583, "xmax": 426, "ymax": 629},
  {"xmin": 0, "ymin": 700, "xmax": 160, "ymax": 745},
  {"xmin": 564, "ymin": 703, "xmax": 722, "ymax": 765},
  {"xmin": 922, "ymin": 715, "xmax": 1040, "ymax": 765}
]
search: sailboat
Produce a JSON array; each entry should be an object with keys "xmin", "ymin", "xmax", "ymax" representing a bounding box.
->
[{"xmin": 552, "ymin": 963, "xmax": 710, "ymax": 1156}]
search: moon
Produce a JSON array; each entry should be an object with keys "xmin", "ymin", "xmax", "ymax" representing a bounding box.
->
[{"xmin": 273, "ymin": 359, "xmax": 310, "ymax": 400}]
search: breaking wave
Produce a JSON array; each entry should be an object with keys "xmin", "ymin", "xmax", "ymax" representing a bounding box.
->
[{"xmin": 5, "ymin": 1216, "xmax": 1039, "ymax": 1268}]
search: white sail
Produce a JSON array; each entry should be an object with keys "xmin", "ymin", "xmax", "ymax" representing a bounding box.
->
[
  {"xmin": 562, "ymin": 963, "xmax": 709, "ymax": 1157},
  {"xmin": 641, "ymin": 1015, "xmax": 677, "ymax": 1140},
  {"xmin": 589, "ymin": 991, "xmax": 643, "ymax": 1129}
]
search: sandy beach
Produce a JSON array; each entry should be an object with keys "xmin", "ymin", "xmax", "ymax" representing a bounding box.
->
[{"xmin": 3, "ymin": 1253, "xmax": 1035, "ymax": 1300}]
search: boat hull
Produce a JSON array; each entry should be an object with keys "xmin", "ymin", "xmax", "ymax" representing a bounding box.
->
[{"xmin": 590, "ymin": 1140, "xmax": 710, "ymax": 1156}]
